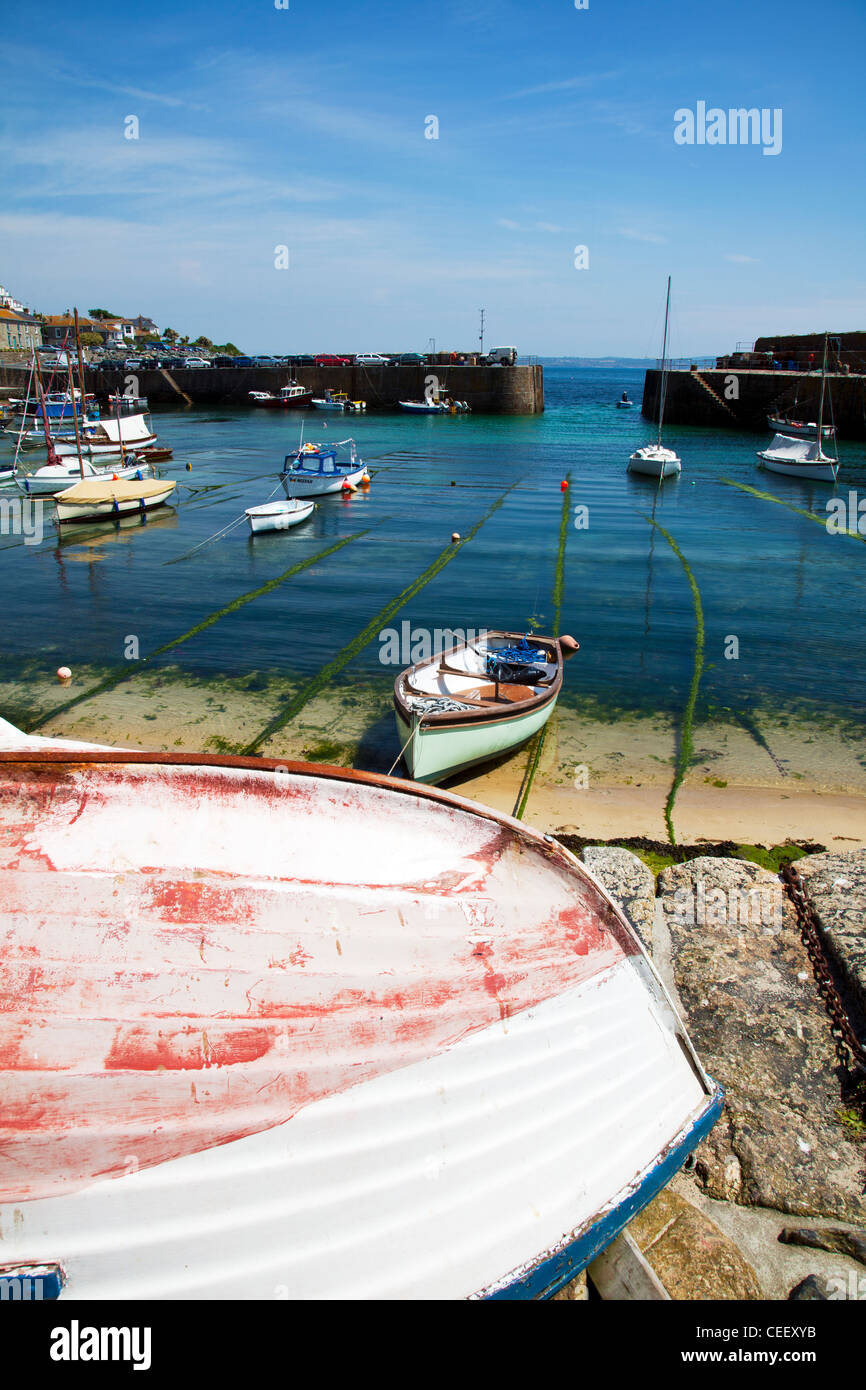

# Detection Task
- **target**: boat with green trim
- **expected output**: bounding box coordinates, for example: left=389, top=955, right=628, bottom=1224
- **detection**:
left=393, top=631, right=575, bottom=784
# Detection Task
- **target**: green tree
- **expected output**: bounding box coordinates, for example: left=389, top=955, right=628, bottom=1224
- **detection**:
left=78, top=332, right=103, bottom=347
left=193, top=335, right=213, bottom=348
left=162, top=327, right=179, bottom=343
left=88, top=309, right=115, bottom=320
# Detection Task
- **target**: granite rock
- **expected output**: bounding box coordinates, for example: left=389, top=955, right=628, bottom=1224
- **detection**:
left=580, top=846, right=656, bottom=953
left=658, top=856, right=865, bottom=1223
left=792, top=850, right=866, bottom=1017
left=788, top=1274, right=835, bottom=1300
left=627, top=1189, right=762, bottom=1299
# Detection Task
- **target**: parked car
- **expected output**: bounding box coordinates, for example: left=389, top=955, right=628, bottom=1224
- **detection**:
left=184, top=357, right=211, bottom=368
left=290, top=354, right=316, bottom=366
left=355, top=353, right=390, bottom=365
left=314, top=354, right=352, bottom=367
left=124, top=358, right=143, bottom=370
left=231, top=356, right=253, bottom=368
left=396, top=352, right=426, bottom=365
left=252, top=355, right=278, bottom=367
left=488, top=346, right=518, bottom=366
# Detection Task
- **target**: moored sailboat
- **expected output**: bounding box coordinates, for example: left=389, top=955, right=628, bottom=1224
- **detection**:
left=758, top=335, right=839, bottom=483
left=628, top=277, right=682, bottom=480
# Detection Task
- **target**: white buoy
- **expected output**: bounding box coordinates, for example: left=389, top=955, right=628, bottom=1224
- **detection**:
left=451, top=532, right=461, bottom=542
left=57, top=666, right=72, bottom=685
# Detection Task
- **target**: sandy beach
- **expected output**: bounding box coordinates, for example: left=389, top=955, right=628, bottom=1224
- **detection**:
left=9, top=664, right=865, bottom=852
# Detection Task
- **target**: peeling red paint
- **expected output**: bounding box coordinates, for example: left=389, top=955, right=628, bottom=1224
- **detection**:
left=0, top=758, right=633, bottom=1203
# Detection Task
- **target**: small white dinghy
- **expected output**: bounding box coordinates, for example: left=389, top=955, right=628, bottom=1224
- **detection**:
left=0, top=721, right=721, bottom=1300
left=245, top=497, right=315, bottom=534
left=394, top=631, right=569, bottom=785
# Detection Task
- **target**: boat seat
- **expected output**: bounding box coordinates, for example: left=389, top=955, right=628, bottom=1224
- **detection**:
left=438, top=656, right=555, bottom=687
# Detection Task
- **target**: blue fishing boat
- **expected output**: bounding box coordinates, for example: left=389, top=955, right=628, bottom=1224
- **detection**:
left=280, top=439, right=367, bottom=497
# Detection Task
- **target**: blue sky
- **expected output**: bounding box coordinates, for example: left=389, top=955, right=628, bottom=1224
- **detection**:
left=1, top=0, right=863, bottom=355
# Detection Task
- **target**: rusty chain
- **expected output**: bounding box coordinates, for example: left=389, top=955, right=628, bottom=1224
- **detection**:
left=780, top=862, right=866, bottom=1080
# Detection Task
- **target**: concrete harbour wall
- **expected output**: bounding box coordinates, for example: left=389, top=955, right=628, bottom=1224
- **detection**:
left=0, top=363, right=544, bottom=415
left=643, top=368, right=866, bottom=440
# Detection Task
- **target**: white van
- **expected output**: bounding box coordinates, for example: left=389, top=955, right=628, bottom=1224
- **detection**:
left=488, top=346, right=518, bottom=366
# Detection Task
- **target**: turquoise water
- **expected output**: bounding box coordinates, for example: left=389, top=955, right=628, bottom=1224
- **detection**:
left=2, top=366, right=864, bottom=722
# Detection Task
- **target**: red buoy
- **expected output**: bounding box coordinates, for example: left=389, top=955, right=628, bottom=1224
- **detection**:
left=560, top=480, right=568, bottom=492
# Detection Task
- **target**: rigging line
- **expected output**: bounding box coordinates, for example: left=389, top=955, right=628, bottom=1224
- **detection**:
left=163, top=479, right=286, bottom=564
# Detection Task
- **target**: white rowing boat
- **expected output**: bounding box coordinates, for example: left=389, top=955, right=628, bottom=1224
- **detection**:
left=0, top=721, right=722, bottom=1300
left=394, top=631, right=570, bottom=784
left=245, top=497, right=315, bottom=534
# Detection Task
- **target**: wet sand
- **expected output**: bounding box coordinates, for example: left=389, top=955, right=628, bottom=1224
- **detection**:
left=7, top=666, right=865, bottom=850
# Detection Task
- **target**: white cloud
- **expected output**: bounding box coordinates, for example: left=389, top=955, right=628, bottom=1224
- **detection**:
left=618, top=227, right=668, bottom=244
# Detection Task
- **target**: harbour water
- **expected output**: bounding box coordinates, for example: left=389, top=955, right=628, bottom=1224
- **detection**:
left=2, top=366, right=865, bottom=829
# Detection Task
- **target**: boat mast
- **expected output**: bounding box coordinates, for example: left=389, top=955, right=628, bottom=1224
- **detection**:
left=657, top=275, right=671, bottom=447
left=68, top=312, right=86, bottom=480
left=816, top=332, right=828, bottom=456
left=33, top=353, right=59, bottom=468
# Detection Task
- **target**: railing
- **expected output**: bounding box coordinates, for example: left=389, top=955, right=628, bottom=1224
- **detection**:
left=657, top=357, right=717, bottom=370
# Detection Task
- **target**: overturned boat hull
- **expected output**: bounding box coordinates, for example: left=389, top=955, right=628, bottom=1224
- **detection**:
left=0, top=731, right=721, bottom=1300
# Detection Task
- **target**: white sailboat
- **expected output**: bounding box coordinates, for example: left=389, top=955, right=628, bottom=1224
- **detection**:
left=758, top=335, right=839, bottom=483
left=628, top=277, right=682, bottom=480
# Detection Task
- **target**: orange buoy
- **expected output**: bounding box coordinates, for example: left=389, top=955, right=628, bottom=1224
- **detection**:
left=560, top=634, right=580, bottom=655
left=57, top=666, right=72, bottom=685
left=560, top=480, right=568, bottom=492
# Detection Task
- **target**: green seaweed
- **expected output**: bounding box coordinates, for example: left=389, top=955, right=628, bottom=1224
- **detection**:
left=240, top=481, right=520, bottom=755
left=27, top=533, right=364, bottom=732
left=640, top=517, right=705, bottom=847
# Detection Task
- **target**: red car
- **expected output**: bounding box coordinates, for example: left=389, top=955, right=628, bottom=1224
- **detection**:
left=314, top=354, right=352, bottom=367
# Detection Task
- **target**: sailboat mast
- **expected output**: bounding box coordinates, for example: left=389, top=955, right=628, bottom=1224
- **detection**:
left=69, top=311, right=86, bottom=480
left=817, top=333, right=828, bottom=435
left=658, top=275, right=671, bottom=446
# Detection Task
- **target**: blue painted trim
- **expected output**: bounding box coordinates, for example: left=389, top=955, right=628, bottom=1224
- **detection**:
left=0, top=1264, right=64, bottom=1300
left=482, top=1082, right=725, bottom=1301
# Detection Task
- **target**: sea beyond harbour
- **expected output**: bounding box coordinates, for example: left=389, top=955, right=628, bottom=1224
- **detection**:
left=2, top=366, right=865, bottom=843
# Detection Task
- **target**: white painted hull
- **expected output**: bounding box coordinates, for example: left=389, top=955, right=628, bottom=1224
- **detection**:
left=15, top=460, right=152, bottom=497
left=628, top=446, right=681, bottom=478
left=245, top=499, right=315, bottom=533
left=0, top=737, right=721, bottom=1300
left=398, top=401, right=446, bottom=413
left=396, top=696, right=556, bottom=784
left=54, top=482, right=175, bottom=523
left=767, top=417, right=834, bottom=439
left=53, top=434, right=157, bottom=459
left=281, top=463, right=365, bottom=497
left=757, top=454, right=838, bottom=483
